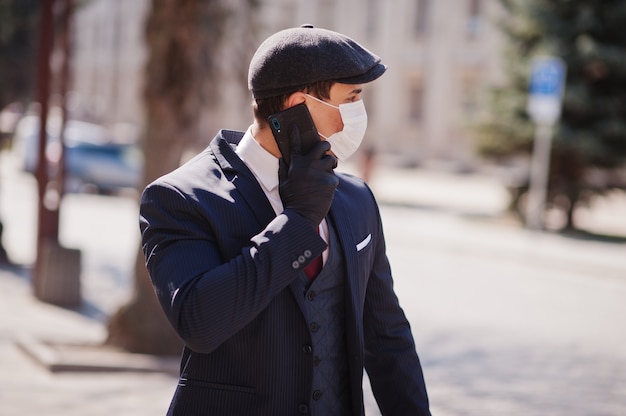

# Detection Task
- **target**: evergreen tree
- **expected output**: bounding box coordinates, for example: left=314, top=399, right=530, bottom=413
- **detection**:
left=475, top=0, right=626, bottom=230
left=0, top=0, right=39, bottom=110
left=0, top=0, right=39, bottom=264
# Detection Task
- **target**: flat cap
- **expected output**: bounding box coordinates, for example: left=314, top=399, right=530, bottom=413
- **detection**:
left=248, top=25, right=387, bottom=99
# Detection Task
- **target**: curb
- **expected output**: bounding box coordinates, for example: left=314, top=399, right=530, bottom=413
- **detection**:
left=16, top=335, right=179, bottom=374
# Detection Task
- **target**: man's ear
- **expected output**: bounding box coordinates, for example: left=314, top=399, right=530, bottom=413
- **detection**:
left=284, top=91, right=307, bottom=109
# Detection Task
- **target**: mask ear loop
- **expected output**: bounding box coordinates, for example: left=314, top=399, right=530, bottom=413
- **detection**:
left=305, top=94, right=340, bottom=110
left=305, top=94, right=338, bottom=140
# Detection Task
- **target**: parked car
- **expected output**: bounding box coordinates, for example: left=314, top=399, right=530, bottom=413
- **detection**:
left=11, top=114, right=142, bottom=194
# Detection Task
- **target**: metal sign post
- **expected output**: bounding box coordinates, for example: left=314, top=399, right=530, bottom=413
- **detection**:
left=525, top=57, right=566, bottom=230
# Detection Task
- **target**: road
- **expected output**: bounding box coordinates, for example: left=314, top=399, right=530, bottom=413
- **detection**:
left=377, top=205, right=626, bottom=416
left=1, top=151, right=625, bottom=415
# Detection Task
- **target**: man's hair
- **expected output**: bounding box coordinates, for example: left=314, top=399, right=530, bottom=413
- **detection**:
left=253, top=80, right=335, bottom=125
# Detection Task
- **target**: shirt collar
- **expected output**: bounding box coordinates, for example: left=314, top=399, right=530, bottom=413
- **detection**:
left=236, top=126, right=279, bottom=192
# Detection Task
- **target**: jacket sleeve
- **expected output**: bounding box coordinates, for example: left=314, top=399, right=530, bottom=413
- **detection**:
left=139, top=180, right=327, bottom=354
left=362, top=197, right=431, bottom=415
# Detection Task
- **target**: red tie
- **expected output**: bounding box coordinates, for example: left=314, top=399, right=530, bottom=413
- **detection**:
left=304, top=227, right=323, bottom=280
left=304, top=253, right=322, bottom=281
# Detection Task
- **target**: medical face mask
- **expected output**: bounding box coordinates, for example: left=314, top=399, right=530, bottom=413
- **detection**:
left=306, top=94, right=368, bottom=161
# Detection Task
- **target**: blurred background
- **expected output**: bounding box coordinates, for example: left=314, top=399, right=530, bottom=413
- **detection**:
left=0, top=0, right=625, bottom=415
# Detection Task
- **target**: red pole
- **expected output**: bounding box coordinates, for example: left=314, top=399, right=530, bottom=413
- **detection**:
left=57, top=0, right=74, bottom=197
left=34, top=0, right=57, bottom=294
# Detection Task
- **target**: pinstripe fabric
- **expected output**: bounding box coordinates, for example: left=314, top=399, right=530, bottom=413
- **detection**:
left=140, top=130, right=430, bottom=415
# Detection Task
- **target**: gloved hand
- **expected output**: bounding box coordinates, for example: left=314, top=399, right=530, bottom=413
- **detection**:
left=279, top=123, right=339, bottom=228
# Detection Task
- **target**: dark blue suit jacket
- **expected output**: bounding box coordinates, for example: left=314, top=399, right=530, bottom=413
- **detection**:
left=140, top=130, right=430, bottom=415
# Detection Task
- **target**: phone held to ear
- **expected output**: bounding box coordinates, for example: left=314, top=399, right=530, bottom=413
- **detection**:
left=267, top=103, right=320, bottom=166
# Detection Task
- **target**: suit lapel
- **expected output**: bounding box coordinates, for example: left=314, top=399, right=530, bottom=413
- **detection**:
left=210, top=131, right=276, bottom=228
left=328, top=188, right=364, bottom=330
left=329, top=188, right=359, bottom=290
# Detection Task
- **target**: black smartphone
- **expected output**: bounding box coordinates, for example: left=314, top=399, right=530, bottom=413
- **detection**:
left=267, top=103, right=320, bottom=166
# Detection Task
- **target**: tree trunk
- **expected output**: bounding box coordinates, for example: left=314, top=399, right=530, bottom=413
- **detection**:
left=563, top=200, right=576, bottom=231
left=562, top=183, right=581, bottom=232
left=106, top=0, right=226, bottom=355
left=106, top=248, right=183, bottom=354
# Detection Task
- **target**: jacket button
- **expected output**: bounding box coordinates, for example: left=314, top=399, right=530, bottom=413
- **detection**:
left=292, top=261, right=300, bottom=269
left=310, top=322, right=319, bottom=332
left=298, top=403, right=309, bottom=414
left=304, top=249, right=312, bottom=258
left=312, top=390, right=322, bottom=401
left=313, top=356, right=321, bottom=366
left=306, top=291, right=316, bottom=301
left=298, top=255, right=306, bottom=263
left=302, top=345, right=312, bottom=354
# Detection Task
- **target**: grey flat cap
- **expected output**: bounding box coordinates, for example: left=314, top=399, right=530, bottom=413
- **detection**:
left=248, top=25, right=387, bottom=99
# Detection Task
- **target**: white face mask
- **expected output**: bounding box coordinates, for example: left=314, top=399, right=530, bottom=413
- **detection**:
left=306, top=94, right=368, bottom=161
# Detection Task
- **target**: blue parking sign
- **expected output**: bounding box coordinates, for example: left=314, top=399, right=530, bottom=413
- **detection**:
left=525, top=56, right=567, bottom=230
left=527, top=56, right=566, bottom=124
left=529, top=57, right=566, bottom=97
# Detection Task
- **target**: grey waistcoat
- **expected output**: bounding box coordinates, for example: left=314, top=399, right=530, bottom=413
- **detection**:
left=293, top=219, right=352, bottom=416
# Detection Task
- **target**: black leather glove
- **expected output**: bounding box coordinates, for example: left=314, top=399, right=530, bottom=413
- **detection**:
left=279, top=124, right=339, bottom=228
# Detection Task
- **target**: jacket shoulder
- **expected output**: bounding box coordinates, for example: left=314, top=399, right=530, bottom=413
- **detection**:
left=146, top=130, right=244, bottom=190
left=336, top=171, right=375, bottom=200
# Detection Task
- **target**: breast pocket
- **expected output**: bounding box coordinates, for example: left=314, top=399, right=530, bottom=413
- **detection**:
left=355, top=232, right=374, bottom=275
left=356, top=233, right=372, bottom=253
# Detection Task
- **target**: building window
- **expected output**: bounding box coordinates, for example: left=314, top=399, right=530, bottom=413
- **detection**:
left=414, top=0, right=430, bottom=36
left=319, top=0, right=335, bottom=30
left=365, top=0, right=379, bottom=39
left=364, top=87, right=375, bottom=119
left=408, top=81, right=424, bottom=122
left=461, top=75, right=479, bottom=118
left=466, top=0, right=483, bottom=40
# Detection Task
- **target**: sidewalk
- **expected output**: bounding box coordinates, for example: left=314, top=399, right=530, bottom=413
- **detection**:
left=0, top=263, right=178, bottom=416
left=354, top=161, right=626, bottom=239
left=1, top=153, right=624, bottom=415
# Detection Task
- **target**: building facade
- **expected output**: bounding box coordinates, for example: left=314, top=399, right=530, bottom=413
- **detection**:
left=71, top=0, right=504, bottom=167
left=72, top=0, right=149, bottom=127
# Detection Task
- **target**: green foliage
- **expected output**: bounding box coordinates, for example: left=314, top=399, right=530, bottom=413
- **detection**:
left=476, top=0, right=626, bottom=228
left=0, top=0, right=39, bottom=110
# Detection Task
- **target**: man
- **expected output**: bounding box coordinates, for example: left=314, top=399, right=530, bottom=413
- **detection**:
left=140, top=25, right=430, bottom=415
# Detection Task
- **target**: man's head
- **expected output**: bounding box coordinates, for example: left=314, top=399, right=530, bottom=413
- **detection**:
left=248, top=25, right=386, bottom=158
left=248, top=25, right=386, bottom=101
